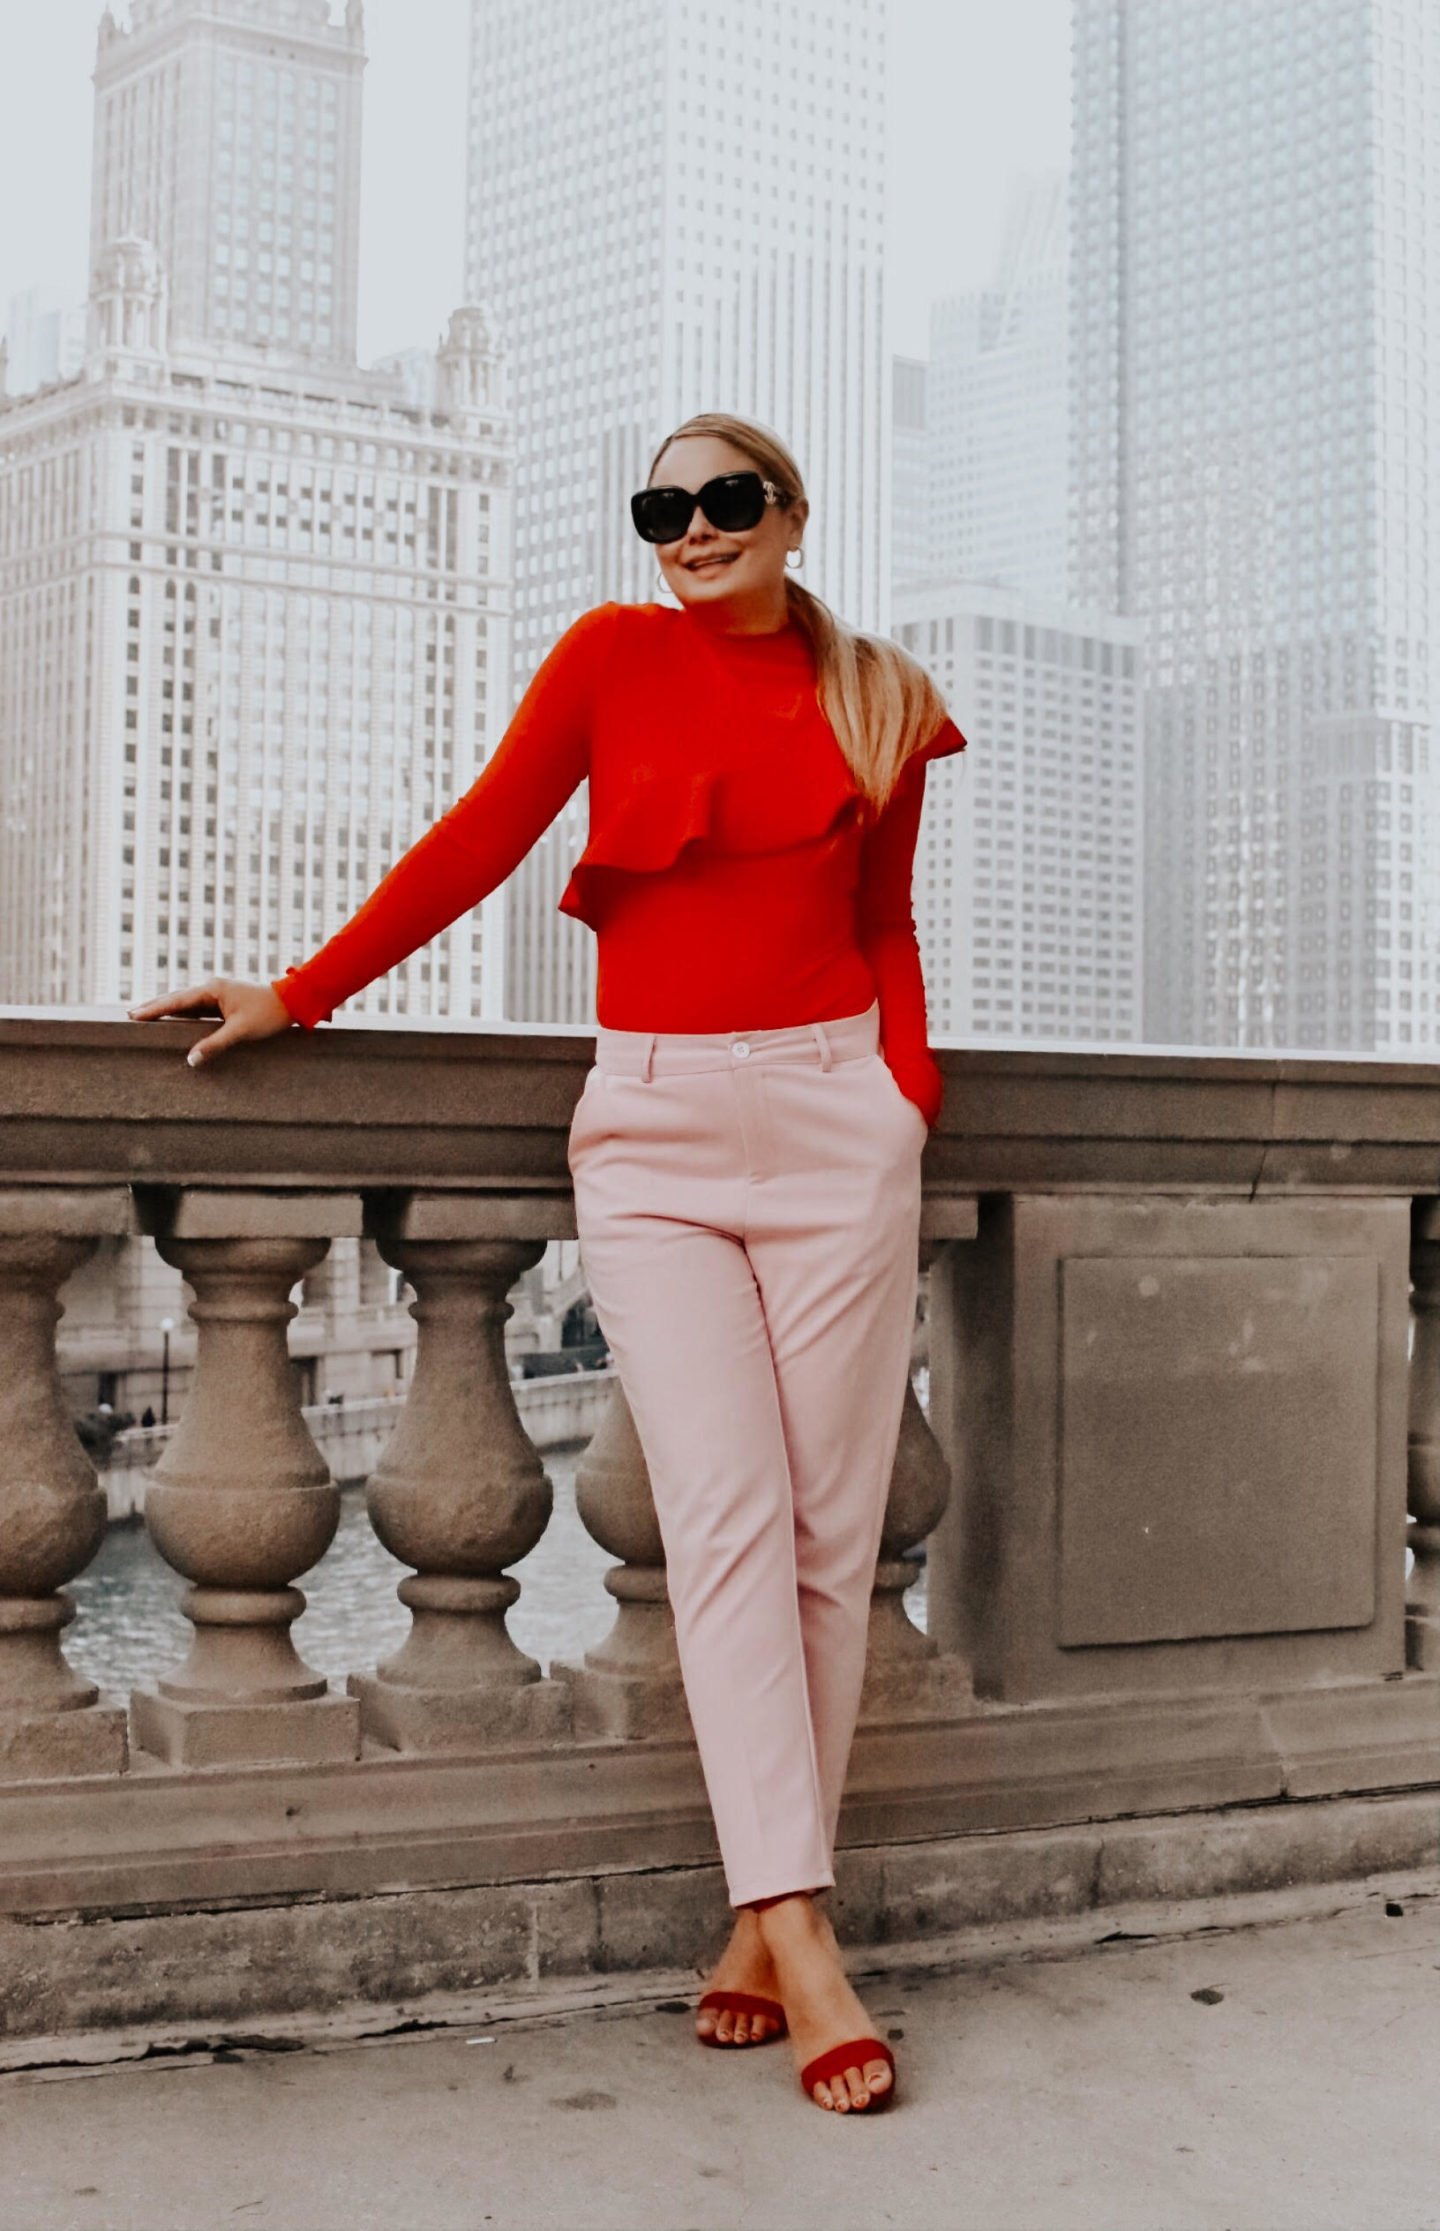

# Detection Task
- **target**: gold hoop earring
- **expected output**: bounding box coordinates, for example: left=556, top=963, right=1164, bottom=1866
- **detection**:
left=785, top=547, right=805, bottom=571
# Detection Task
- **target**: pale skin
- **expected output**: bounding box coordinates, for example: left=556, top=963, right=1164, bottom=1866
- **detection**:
left=128, top=431, right=892, bottom=2112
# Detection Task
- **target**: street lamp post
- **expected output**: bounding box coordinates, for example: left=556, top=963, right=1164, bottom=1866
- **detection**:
left=160, top=1316, right=174, bottom=1426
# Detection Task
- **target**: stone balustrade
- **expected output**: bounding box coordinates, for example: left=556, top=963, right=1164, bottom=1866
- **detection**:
left=1, top=1011, right=1439, bottom=2048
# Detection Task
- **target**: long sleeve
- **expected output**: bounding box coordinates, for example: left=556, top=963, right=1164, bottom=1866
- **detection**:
left=856, top=716, right=967, bottom=1129
left=272, top=603, right=617, bottom=1028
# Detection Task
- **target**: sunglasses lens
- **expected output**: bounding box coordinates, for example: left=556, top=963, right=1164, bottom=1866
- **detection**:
left=630, top=488, right=694, bottom=544
left=631, top=472, right=776, bottom=542
left=701, top=474, right=766, bottom=532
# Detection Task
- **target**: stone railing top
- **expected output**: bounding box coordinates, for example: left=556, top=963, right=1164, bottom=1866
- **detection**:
left=3, top=1010, right=1440, bottom=1197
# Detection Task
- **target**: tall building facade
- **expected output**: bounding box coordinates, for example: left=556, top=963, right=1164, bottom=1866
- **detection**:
left=90, top=0, right=365, bottom=367
left=895, top=582, right=1143, bottom=1043
left=0, top=1, right=511, bottom=1019
left=1072, top=0, right=1440, bottom=1050
left=3, top=288, right=88, bottom=398
left=928, top=170, right=1068, bottom=606
left=0, top=280, right=509, bottom=1015
left=891, top=355, right=932, bottom=593
left=465, top=0, right=890, bottom=1023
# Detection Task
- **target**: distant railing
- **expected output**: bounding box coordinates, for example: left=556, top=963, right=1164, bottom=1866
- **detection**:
left=101, top=1373, right=616, bottom=1520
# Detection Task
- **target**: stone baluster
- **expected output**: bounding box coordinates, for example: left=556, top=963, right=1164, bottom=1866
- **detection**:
left=860, top=1230, right=975, bottom=1721
left=130, top=1190, right=362, bottom=1767
left=552, top=1378, right=689, bottom=1740
left=350, top=1195, right=569, bottom=1749
left=1406, top=1209, right=1440, bottom=1670
left=0, top=1191, right=132, bottom=1779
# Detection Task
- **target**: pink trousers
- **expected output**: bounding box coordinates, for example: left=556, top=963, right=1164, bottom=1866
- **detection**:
left=566, top=998, right=925, bottom=1906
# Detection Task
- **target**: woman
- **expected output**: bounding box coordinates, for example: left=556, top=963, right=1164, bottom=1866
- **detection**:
left=131, top=412, right=965, bottom=2115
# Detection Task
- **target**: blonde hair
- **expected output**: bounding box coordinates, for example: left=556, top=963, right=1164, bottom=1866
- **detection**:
left=647, top=413, right=950, bottom=812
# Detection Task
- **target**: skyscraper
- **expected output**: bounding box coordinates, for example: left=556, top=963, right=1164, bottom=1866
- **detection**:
left=928, top=170, right=1068, bottom=606
left=90, top=0, right=365, bottom=367
left=1071, top=0, right=1440, bottom=1051
left=895, top=582, right=1143, bottom=1043
left=0, top=2, right=510, bottom=1019
left=465, top=0, right=890, bottom=1023
left=0, top=277, right=509, bottom=1017
left=3, top=288, right=88, bottom=399
left=891, top=355, right=933, bottom=594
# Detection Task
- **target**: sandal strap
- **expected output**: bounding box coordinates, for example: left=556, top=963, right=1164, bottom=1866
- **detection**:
left=696, top=1989, right=786, bottom=2025
left=799, top=2037, right=896, bottom=2098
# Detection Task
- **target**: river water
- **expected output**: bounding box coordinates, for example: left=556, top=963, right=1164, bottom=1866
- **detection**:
left=68, top=1447, right=928, bottom=1698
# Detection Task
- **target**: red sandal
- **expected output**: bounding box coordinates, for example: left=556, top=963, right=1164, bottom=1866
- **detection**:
left=695, top=1989, right=788, bottom=2045
left=799, top=2037, right=896, bottom=2111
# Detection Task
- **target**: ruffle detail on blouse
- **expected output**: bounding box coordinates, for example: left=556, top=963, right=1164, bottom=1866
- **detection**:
left=558, top=753, right=865, bottom=929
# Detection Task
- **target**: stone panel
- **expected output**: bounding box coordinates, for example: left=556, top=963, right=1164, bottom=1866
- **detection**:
left=1058, top=1254, right=1378, bottom=1645
left=926, top=1195, right=1410, bottom=1702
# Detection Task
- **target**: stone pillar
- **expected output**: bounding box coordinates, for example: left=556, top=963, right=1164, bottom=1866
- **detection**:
left=552, top=1379, right=690, bottom=1740
left=1406, top=1212, right=1440, bottom=1670
left=350, top=1195, right=569, bottom=1750
left=130, top=1191, right=362, bottom=1767
left=860, top=1234, right=974, bottom=1722
left=0, top=1192, right=131, bottom=1779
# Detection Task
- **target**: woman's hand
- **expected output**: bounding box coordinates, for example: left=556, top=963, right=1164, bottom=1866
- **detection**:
left=127, top=978, right=297, bottom=1068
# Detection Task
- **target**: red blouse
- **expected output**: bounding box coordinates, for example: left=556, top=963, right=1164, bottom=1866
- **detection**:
left=273, top=600, right=966, bottom=1126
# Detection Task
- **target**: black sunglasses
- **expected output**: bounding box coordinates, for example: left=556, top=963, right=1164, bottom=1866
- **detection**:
left=630, top=471, right=792, bottom=545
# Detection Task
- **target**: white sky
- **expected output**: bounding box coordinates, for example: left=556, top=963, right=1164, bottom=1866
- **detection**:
left=0, top=0, right=1071, bottom=367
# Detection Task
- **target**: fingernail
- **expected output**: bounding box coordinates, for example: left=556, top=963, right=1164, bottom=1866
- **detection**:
left=187, top=1049, right=202, bottom=1068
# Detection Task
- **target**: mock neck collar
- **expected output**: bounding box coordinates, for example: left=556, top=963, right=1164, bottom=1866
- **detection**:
left=675, top=601, right=802, bottom=649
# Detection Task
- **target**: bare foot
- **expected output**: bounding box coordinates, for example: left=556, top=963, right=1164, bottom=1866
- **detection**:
left=693, top=1906, right=785, bottom=2046
left=755, top=1894, right=893, bottom=2112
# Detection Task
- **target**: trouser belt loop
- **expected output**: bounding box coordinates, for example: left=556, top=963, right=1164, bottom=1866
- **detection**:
left=639, top=1031, right=656, bottom=1083
left=812, top=1019, right=833, bottom=1072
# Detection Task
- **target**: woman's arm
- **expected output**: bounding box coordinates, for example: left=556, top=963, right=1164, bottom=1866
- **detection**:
left=273, top=604, right=618, bottom=1027
left=855, top=717, right=966, bottom=1128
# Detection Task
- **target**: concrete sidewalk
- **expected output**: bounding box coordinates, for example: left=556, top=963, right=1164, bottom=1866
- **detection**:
left=3, top=1882, right=1438, bottom=2231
